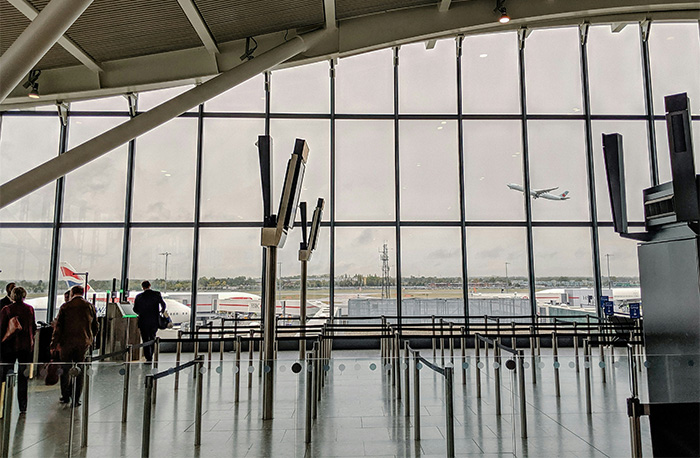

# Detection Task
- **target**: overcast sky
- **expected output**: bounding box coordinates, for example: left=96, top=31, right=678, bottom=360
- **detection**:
left=1, top=23, right=699, bottom=285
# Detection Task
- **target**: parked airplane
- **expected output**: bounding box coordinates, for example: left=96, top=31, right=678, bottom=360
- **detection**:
left=507, top=183, right=570, bottom=200
left=25, top=262, right=192, bottom=327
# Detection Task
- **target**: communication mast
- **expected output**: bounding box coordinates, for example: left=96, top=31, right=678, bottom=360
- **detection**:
left=379, top=243, right=390, bottom=299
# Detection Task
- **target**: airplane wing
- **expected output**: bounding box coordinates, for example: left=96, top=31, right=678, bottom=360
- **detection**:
left=533, top=186, right=558, bottom=196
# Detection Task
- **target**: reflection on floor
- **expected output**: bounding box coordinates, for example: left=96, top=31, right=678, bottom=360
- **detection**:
left=3, top=348, right=652, bottom=457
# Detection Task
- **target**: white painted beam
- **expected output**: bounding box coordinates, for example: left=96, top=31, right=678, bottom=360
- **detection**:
left=0, top=29, right=330, bottom=209
left=0, top=0, right=94, bottom=103
left=7, top=0, right=103, bottom=73
left=176, top=0, right=220, bottom=55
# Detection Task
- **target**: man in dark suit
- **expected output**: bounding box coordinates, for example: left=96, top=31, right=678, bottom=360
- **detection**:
left=133, top=280, right=166, bottom=362
left=50, top=285, right=98, bottom=407
left=0, top=282, right=15, bottom=309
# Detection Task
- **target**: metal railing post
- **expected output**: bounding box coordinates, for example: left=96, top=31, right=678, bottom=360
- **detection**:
left=305, top=351, right=313, bottom=444
left=574, top=322, right=580, bottom=372
left=431, top=316, right=436, bottom=360
left=553, top=332, right=560, bottom=398
left=460, top=326, right=466, bottom=386
left=208, top=322, right=213, bottom=369
left=195, top=357, right=203, bottom=446
left=494, top=339, right=501, bottom=416
left=517, top=350, right=528, bottom=439
left=81, top=358, right=91, bottom=448
left=529, top=325, right=536, bottom=384
left=68, top=365, right=79, bottom=456
left=248, top=331, right=254, bottom=388
left=395, top=333, right=401, bottom=399
left=404, top=343, right=410, bottom=417
left=449, top=323, right=454, bottom=365
left=511, top=322, right=516, bottom=350
left=1, top=373, right=15, bottom=458
left=312, top=341, right=319, bottom=419
left=444, top=367, right=455, bottom=458
left=627, top=345, right=643, bottom=458
left=413, top=350, right=421, bottom=441
left=141, top=375, right=153, bottom=457
left=600, top=338, right=607, bottom=384
left=152, top=338, right=160, bottom=405
left=235, top=336, right=241, bottom=402
left=122, top=346, right=131, bottom=423
left=584, top=339, right=592, bottom=414
left=175, top=331, right=182, bottom=389
left=475, top=334, right=481, bottom=398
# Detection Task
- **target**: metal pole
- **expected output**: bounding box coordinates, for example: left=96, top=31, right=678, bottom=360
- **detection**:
left=141, top=375, right=153, bottom=458
left=431, top=316, right=436, bottom=360
left=312, top=341, right=319, bottom=419
left=175, top=331, right=182, bottom=390
left=627, top=346, right=642, bottom=458
left=194, top=358, right=203, bottom=446
left=81, top=358, right=91, bottom=448
left=152, top=338, right=160, bottom=405
left=444, top=367, right=455, bottom=458
left=494, top=339, right=501, bottom=416
left=235, top=336, right=241, bottom=403
left=219, top=322, right=225, bottom=364
left=395, top=334, right=401, bottom=399
left=248, top=330, right=254, bottom=388
left=300, top=259, right=307, bottom=361
left=529, top=325, right=536, bottom=384
left=381, top=316, right=386, bottom=362
left=475, top=334, right=481, bottom=398
left=404, top=343, right=410, bottom=417
left=517, top=350, right=527, bottom=439
left=449, top=323, right=455, bottom=365
left=207, top=322, right=213, bottom=369
left=553, top=332, right=560, bottom=398
left=574, top=322, right=580, bottom=373
left=460, top=327, right=466, bottom=386
left=305, top=352, right=313, bottom=444
left=122, top=346, right=131, bottom=423
left=440, top=319, right=445, bottom=365
left=600, top=337, right=607, bottom=384
left=584, top=340, right=592, bottom=414
left=1, top=373, right=15, bottom=458
left=262, top=246, right=277, bottom=420
left=68, top=366, right=78, bottom=456
left=413, top=351, right=421, bottom=441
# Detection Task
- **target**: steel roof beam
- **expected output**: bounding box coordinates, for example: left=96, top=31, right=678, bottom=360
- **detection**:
left=176, top=0, right=220, bottom=55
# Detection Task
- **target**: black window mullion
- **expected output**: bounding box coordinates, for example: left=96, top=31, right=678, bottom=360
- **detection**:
left=456, top=36, right=470, bottom=328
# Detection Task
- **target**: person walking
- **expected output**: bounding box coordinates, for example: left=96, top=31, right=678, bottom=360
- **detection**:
left=133, top=281, right=166, bottom=362
left=0, top=286, right=37, bottom=413
left=0, top=282, right=15, bottom=309
left=50, top=285, right=98, bottom=407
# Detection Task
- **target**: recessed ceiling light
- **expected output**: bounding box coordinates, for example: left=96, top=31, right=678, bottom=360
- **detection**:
left=479, top=53, right=488, bottom=58
left=437, top=126, right=443, bottom=130
left=667, top=36, right=675, bottom=40
left=441, top=121, right=447, bottom=124
left=479, top=176, right=485, bottom=181
left=573, top=107, right=581, bottom=112
left=164, top=173, right=172, bottom=177
left=161, top=170, right=167, bottom=173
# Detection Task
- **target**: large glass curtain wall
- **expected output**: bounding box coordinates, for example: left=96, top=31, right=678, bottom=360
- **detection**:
left=1, top=21, right=699, bottom=324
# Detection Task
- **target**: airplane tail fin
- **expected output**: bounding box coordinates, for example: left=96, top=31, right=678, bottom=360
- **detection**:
left=561, top=191, right=570, bottom=198
left=59, top=262, right=92, bottom=292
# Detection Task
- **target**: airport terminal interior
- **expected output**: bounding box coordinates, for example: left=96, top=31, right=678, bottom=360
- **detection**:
left=0, top=0, right=699, bottom=456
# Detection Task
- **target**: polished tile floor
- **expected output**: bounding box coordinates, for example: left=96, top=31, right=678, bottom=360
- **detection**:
left=2, top=346, right=652, bottom=457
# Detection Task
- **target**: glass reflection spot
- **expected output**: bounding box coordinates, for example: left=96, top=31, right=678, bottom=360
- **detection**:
left=401, top=362, right=408, bottom=370
left=338, top=364, right=346, bottom=372
left=369, top=363, right=377, bottom=371
left=505, top=360, right=516, bottom=370
left=200, top=366, right=207, bottom=374
left=416, top=362, right=423, bottom=370
left=264, top=365, right=271, bottom=373
left=291, top=362, right=302, bottom=373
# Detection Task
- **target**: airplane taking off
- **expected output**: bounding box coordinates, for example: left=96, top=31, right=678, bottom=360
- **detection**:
left=507, top=183, right=570, bottom=201
left=25, top=262, right=192, bottom=327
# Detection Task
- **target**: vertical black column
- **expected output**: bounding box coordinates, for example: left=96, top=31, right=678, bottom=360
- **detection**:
left=261, top=72, right=271, bottom=324
left=47, top=106, right=69, bottom=320
left=640, top=20, right=659, bottom=187
left=456, top=36, right=470, bottom=328
left=579, top=24, right=604, bottom=319
left=393, top=46, right=403, bottom=333
left=329, top=59, right=336, bottom=318
left=189, top=103, right=205, bottom=334
left=517, top=29, right=538, bottom=322
left=120, top=94, right=137, bottom=296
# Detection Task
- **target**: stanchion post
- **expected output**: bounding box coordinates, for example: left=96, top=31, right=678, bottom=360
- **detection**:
left=460, top=326, right=467, bottom=386
left=475, top=334, right=481, bottom=398
left=81, top=357, right=91, bottom=448
left=529, top=325, right=536, bottom=384
left=312, top=341, right=319, bottom=419
left=574, top=322, right=580, bottom=373
left=208, top=322, right=213, bottom=369
left=141, top=375, right=154, bottom=458
left=248, top=331, right=254, bottom=388
left=553, top=332, right=560, bottom=398
left=152, top=338, right=160, bottom=405
left=395, top=334, right=401, bottom=399
left=175, top=331, right=182, bottom=390
left=404, top=343, right=410, bottom=417
left=494, top=339, right=501, bottom=416
left=1, top=373, right=16, bottom=458
left=413, top=350, right=421, bottom=441
left=444, top=367, right=455, bottom=458
left=235, top=336, right=241, bottom=402
left=431, top=316, right=436, bottom=360
left=517, top=350, right=528, bottom=439
left=584, top=339, right=592, bottom=414
left=195, top=357, right=203, bottom=446
left=449, top=323, right=455, bottom=365
left=600, top=339, right=607, bottom=384
left=305, top=351, right=313, bottom=444
left=122, top=346, right=131, bottom=423
left=627, top=345, right=643, bottom=457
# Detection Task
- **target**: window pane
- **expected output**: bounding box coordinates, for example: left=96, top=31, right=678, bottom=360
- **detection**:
left=59, top=228, right=123, bottom=298
left=0, top=116, right=59, bottom=222
left=656, top=121, right=700, bottom=183
left=464, top=120, right=524, bottom=221
left=587, top=24, right=645, bottom=115
left=598, top=227, right=640, bottom=290
left=462, top=31, right=520, bottom=114
left=592, top=121, right=649, bottom=222
left=0, top=228, right=52, bottom=321
left=466, top=227, right=530, bottom=317
left=70, top=95, right=127, bottom=112
left=336, top=227, right=396, bottom=318
left=205, top=74, right=265, bottom=112
left=200, top=118, right=265, bottom=221
left=132, top=118, right=197, bottom=222
left=63, top=117, right=128, bottom=222
left=137, top=85, right=197, bottom=112
left=401, top=227, right=463, bottom=319
left=399, top=40, right=457, bottom=114
left=400, top=120, right=460, bottom=221
left=270, top=61, right=329, bottom=113
left=198, top=228, right=263, bottom=301
left=336, top=120, right=395, bottom=221
left=528, top=121, right=589, bottom=221
left=525, top=27, right=584, bottom=114
left=129, top=228, right=193, bottom=293
left=649, top=22, right=700, bottom=115
left=270, top=119, right=330, bottom=221
left=533, top=227, right=594, bottom=291
left=336, top=49, right=393, bottom=114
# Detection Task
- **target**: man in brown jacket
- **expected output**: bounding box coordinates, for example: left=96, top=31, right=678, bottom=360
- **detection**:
left=50, top=285, right=98, bottom=407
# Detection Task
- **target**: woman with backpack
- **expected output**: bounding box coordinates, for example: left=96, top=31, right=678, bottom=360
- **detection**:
left=0, top=286, right=37, bottom=413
